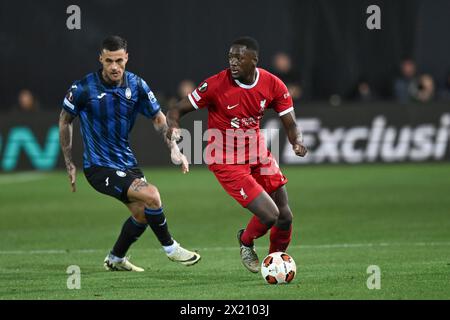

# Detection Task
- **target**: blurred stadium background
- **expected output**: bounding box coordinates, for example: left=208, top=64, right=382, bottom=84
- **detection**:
left=0, top=0, right=449, bottom=300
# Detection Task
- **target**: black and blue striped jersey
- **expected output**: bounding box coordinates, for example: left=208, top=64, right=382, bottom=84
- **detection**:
left=62, top=70, right=160, bottom=170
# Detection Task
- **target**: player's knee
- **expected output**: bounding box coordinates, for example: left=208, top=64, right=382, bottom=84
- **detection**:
left=277, top=205, right=293, bottom=228
left=261, top=207, right=280, bottom=227
left=143, top=187, right=162, bottom=209
left=279, top=205, right=292, bottom=220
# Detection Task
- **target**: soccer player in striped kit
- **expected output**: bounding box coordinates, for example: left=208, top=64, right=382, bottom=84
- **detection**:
left=59, top=36, right=200, bottom=271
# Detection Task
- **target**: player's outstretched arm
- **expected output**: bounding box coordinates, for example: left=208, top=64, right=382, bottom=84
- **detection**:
left=152, top=111, right=189, bottom=174
left=166, top=97, right=196, bottom=142
left=280, top=110, right=308, bottom=157
left=152, top=110, right=173, bottom=148
left=58, top=109, right=77, bottom=192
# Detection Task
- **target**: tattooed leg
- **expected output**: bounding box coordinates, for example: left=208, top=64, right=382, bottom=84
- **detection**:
left=127, top=178, right=162, bottom=209
left=126, top=178, right=174, bottom=247
left=130, top=179, right=149, bottom=193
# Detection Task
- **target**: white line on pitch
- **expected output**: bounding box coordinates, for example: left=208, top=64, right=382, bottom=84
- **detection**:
left=0, top=242, right=450, bottom=255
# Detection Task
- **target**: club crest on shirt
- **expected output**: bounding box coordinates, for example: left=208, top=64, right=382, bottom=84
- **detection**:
left=125, top=87, right=132, bottom=99
left=198, top=82, right=208, bottom=93
left=116, top=170, right=126, bottom=177
left=260, top=99, right=266, bottom=112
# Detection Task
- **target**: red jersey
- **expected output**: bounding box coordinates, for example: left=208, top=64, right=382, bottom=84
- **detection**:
left=188, top=68, right=294, bottom=165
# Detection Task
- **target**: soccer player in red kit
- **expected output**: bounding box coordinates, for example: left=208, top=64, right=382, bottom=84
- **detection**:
left=167, top=37, right=307, bottom=273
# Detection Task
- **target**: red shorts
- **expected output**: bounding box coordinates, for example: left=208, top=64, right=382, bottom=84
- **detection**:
left=208, top=153, right=288, bottom=207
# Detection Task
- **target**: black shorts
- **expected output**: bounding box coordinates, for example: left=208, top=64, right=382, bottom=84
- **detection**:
left=84, top=166, right=146, bottom=203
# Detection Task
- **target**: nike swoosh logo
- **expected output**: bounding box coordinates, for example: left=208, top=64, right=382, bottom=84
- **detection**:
left=97, top=93, right=106, bottom=99
left=227, top=104, right=239, bottom=110
left=181, top=255, right=199, bottom=262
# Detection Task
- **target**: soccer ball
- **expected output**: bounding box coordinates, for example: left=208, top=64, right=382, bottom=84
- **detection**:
left=261, top=252, right=296, bottom=284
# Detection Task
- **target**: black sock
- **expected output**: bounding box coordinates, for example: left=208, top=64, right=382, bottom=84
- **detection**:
left=144, top=207, right=174, bottom=246
left=111, top=217, right=147, bottom=258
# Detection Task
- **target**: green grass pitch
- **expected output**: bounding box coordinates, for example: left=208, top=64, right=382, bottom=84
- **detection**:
left=0, top=163, right=449, bottom=299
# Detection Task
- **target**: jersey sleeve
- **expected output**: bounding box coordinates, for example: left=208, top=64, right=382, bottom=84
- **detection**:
left=137, top=78, right=161, bottom=118
left=270, top=76, right=294, bottom=117
left=62, top=81, right=85, bottom=116
left=187, top=75, right=217, bottom=110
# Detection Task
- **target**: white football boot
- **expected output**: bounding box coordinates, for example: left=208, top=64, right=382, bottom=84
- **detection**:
left=103, top=254, right=144, bottom=272
left=166, top=241, right=201, bottom=266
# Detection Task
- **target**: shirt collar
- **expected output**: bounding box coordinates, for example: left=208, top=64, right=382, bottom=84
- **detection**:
left=97, top=69, right=129, bottom=89
left=234, top=68, right=260, bottom=89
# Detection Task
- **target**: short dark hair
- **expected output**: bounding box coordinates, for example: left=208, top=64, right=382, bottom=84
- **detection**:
left=101, top=35, right=127, bottom=52
left=231, top=36, right=259, bottom=54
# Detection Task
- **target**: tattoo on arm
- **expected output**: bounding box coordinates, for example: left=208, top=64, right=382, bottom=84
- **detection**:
left=131, top=179, right=149, bottom=192
left=152, top=111, right=171, bottom=148
left=59, top=110, right=75, bottom=166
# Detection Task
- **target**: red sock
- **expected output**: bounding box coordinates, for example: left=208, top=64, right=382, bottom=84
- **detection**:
left=269, top=224, right=292, bottom=253
left=241, top=216, right=270, bottom=246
